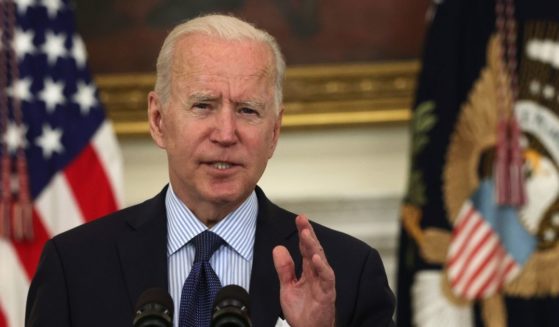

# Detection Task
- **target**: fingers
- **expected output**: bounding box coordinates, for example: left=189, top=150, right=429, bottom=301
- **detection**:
left=311, top=253, right=336, bottom=292
left=273, top=246, right=334, bottom=293
left=273, top=245, right=296, bottom=286
left=296, top=215, right=335, bottom=289
left=295, top=215, right=315, bottom=238
left=275, top=215, right=336, bottom=311
left=296, top=215, right=328, bottom=264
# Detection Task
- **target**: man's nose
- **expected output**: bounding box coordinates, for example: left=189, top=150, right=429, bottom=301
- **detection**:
left=210, top=108, right=238, bottom=146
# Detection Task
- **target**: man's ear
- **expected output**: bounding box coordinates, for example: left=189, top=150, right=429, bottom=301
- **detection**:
left=268, top=108, right=283, bottom=158
left=148, top=91, right=166, bottom=149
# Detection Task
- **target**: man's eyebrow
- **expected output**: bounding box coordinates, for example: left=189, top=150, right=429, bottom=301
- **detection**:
left=237, top=99, right=266, bottom=108
left=187, top=93, right=267, bottom=108
left=188, top=92, right=220, bottom=102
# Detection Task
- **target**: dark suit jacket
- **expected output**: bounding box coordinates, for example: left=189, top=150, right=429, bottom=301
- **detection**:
left=26, top=186, right=395, bottom=326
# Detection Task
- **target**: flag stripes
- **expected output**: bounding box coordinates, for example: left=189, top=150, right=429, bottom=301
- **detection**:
left=35, top=174, right=84, bottom=236
left=447, top=200, right=520, bottom=299
left=11, top=210, right=49, bottom=278
left=91, top=122, right=124, bottom=208
left=0, top=239, right=29, bottom=327
left=0, top=1, right=125, bottom=325
left=0, top=134, right=121, bottom=326
left=64, top=144, right=117, bottom=220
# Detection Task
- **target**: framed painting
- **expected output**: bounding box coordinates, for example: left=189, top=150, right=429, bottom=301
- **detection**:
left=74, top=0, right=429, bottom=135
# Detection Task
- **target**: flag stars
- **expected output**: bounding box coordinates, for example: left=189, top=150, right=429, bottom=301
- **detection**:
left=35, top=124, right=64, bottom=159
left=39, top=78, right=65, bottom=113
left=13, top=28, right=35, bottom=60
left=14, top=0, right=36, bottom=15
left=40, top=0, right=63, bottom=18
left=4, top=122, right=28, bottom=153
left=543, top=228, right=556, bottom=242
left=71, top=35, right=87, bottom=67
left=543, top=85, right=555, bottom=100
left=8, top=77, right=33, bottom=103
left=528, top=79, right=559, bottom=101
left=73, top=81, right=97, bottom=115
left=42, top=31, right=67, bottom=65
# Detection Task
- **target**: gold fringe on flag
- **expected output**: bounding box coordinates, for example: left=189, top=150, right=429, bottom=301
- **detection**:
left=505, top=243, right=559, bottom=296
left=443, top=34, right=509, bottom=223
left=0, top=0, right=34, bottom=241
left=401, top=204, right=451, bottom=264
left=482, top=294, right=507, bottom=327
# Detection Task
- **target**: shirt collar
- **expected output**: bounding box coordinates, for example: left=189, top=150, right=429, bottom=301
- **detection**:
left=166, top=184, right=258, bottom=261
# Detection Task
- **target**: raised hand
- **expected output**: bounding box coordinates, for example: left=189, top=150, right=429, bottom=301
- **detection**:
left=272, top=215, right=336, bottom=327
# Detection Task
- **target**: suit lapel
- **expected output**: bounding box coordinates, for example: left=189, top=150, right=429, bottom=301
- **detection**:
left=117, top=189, right=169, bottom=310
left=113, top=186, right=301, bottom=325
left=250, top=187, right=301, bottom=326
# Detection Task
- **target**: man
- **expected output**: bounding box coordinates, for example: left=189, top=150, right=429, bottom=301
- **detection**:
left=26, top=14, right=395, bottom=327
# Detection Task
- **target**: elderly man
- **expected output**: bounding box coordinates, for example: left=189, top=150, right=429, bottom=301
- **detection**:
left=26, top=14, right=395, bottom=327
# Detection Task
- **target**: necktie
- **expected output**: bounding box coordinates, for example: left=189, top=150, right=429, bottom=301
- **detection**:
left=179, top=230, right=224, bottom=327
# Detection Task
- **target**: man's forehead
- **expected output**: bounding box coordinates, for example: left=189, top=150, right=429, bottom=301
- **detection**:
left=171, top=70, right=272, bottom=86
left=175, top=77, right=274, bottom=102
left=172, top=34, right=274, bottom=77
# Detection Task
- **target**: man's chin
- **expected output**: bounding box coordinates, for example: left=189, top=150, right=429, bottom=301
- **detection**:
left=205, top=185, right=250, bottom=205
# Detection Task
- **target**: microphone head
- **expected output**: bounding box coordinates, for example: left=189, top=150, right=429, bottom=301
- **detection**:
left=211, top=285, right=252, bottom=327
left=133, top=288, right=174, bottom=327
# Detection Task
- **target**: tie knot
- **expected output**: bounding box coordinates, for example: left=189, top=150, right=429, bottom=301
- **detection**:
left=193, top=230, right=224, bottom=262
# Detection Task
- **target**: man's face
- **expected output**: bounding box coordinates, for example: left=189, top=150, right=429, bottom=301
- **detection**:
left=148, top=34, right=282, bottom=215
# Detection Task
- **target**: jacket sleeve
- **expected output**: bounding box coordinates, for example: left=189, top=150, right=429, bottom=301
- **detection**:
left=25, top=239, right=72, bottom=327
left=350, top=248, right=396, bottom=326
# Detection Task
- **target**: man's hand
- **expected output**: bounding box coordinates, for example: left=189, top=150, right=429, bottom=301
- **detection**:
left=272, top=215, right=336, bottom=327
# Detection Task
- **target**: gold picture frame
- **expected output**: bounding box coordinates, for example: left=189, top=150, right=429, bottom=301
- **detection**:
left=96, top=60, right=419, bottom=137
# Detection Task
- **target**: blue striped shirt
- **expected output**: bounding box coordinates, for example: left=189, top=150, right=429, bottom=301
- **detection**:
left=166, top=185, right=257, bottom=326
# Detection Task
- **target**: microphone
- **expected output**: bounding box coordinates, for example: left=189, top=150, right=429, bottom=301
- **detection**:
left=133, top=288, right=174, bottom=327
left=211, top=285, right=252, bottom=327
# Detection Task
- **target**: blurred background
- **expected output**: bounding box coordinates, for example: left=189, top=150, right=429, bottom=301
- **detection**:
left=6, top=0, right=558, bottom=326
left=81, top=0, right=432, bottom=292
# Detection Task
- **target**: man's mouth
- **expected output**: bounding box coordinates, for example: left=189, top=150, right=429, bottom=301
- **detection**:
left=212, top=162, right=233, bottom=170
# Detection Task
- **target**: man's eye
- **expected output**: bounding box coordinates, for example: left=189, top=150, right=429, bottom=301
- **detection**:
left=239, top=107, right=258, bottom=115
left=193, top=103, right=211, bottom=110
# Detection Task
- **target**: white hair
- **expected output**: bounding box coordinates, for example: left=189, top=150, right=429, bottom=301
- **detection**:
left=154, top=14, right=286, bottom=112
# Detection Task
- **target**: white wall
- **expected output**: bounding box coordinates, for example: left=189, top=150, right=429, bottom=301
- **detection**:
left=120, top=125, right=411, bottom=206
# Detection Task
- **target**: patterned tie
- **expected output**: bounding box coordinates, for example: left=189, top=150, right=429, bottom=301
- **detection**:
left=179, top=230, right=224, bottom=327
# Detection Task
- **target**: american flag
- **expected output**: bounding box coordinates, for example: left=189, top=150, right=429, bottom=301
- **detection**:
left=0, top=0, right=124, bottom=326
left=446, top=179, right=535, bottom=300
left=446, top=200, right=520, bottom=299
